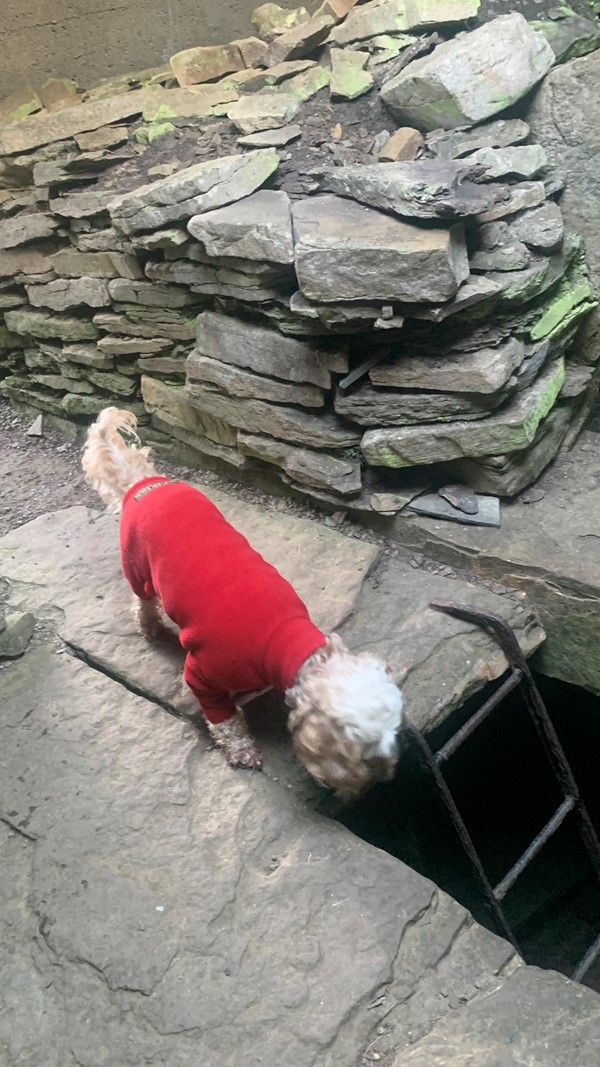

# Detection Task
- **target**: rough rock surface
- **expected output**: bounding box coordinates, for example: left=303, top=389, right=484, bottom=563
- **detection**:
left=381, top=14, right=554, bottom=130
left=362, top=359, right=565, bottom=467
left=110, top=149, right=279, bottom=234
left=369, top=337, right=525, bottom=394
left=292, top=195, right=469, bottom=303
left=528, top=49, right=600, bottom=362
left=188, top=189, right=294, bottom=264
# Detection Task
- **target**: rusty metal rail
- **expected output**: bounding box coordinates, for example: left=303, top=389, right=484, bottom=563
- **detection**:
left=403, top=601, right=600, bottom=983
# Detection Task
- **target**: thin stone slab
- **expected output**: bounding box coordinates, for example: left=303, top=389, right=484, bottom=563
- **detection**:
left=466, top=144, right=548, bottom=181
left=107, top=278, right=195, bottom=307
left=292, top=195, right=469, bottom=304
left=226, top=92, right=300, bottom=134
left=109, top=149, right=278, bottom=235
left=0, top=89, right=154, bottom=154
left=266, top=14, right=335, bottom=65
left=0, top=245, right=57, bottom=278
left=188, top=190, right=294, bottom=264
left=0, top=213, right=58, bottom=249
left=427, top=118, right=530, bottom=160
left=94, top=310, right=195, bottom=341
left=187, top=353, right=325, bottom=408
left=381, top=13, right=554, bottom=130
left=408, top=491, right=501, bottom=527
left=26, top=277, right=111, bottom=311
left=335, top=382, right=507, bottom=425
left=237, top=123, right=302, bottom=147
left=4, top=308, right=99, bottom=342
left=507, top=202, right=565, bottom=255
left=369, top=337, right=523, bottom=396
left=194, top=309, right=335, bottom=388
left=142, top=375, right=238, bottom=446
left=361, top=358, right=565, bottom=467
left=316, top=160, right=506, bottom=220
left=238, top=431, right=362, bottom=494
left=238, top=59, right=315, bottom=92
left=329, top=48, right=373, bottom=100
left=476, top=181, right=547, bottom=223
left=146, top=258, right=291, bottom=303
left=187, top=383, right=359, bottom=449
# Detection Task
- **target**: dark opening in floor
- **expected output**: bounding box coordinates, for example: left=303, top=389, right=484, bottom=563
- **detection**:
left=338, top=673, right=600, bottom=992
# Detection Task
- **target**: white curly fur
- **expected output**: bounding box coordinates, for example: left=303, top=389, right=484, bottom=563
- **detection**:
left=82, top=408, right=404, bottom=794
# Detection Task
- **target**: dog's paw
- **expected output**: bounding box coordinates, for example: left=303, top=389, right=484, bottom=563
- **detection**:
left=138, top=618, right=167, bottom=643
left=226, top=737, right=263, bottom=771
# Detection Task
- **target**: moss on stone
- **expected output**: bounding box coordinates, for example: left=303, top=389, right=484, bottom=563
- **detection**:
left=135, top=121, right=176, bottom=145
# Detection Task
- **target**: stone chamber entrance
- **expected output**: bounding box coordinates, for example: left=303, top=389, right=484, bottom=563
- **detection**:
left=340, top=668, right=600, bottom=993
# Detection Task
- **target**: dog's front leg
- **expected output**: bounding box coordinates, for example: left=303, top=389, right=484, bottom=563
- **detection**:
left=134, top=596, right=165, bottom=642
left=206, top=710, right=263, bottom=771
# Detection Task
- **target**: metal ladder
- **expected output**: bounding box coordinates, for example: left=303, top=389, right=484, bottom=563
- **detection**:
left=403, top=602, right=600, bottom=985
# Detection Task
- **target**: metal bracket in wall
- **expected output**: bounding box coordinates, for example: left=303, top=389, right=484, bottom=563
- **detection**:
left=403, top=601, right=600, bottom=984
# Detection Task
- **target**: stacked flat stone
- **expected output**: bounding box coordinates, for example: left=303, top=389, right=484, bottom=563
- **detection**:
left=0, top=3, right=598, bottom=508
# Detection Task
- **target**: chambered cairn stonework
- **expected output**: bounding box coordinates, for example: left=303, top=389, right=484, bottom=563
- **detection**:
left=1, top=1, right=600, bottom=513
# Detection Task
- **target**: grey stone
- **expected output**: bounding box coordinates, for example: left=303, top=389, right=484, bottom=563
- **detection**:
left=49, top=190, right=115, bottom=219
left=370, top=337, right=524, bottom=394
left=456, top=407, right=571, bottom=497
left=0, top=612, right=35, bottom=658
left=335, top=381, right=507, bottom=425
left=412, top=275, right=502, bottom=321
left=195, top=310, right=334, bottom=388
left=149, top=412, right=249, bottom=469
left=97, top=335, right=171, bottom=356
left=0, top=245, right=57, bottom=279
left=507, top=202, right=565, bottom=254
left=476, top=181, right=547, bottom=223
left=408, top=491, right=501, bottom=527
left=146, top=258, right=290, bottom=303
left=266, top=14, right=335, bottom=65
left=141, top=375, right=238, bottom=446
left=252, top=4, right=311, bottom=41
left=107, top=279, right=195, bottom=307
left=83, top=368, right=137, bottom=397
left=227, top=92, right=300, bottom=134
left=292, top=195, right=469, bottom=304
left=137, top=355, right=186, bottom=376
left=187, top=353, right=325, bottom=408
left=531, top=14, right=600, bottom=64
left=361, top=358, right=565, bottom=467
left=330, top=49, right=374, bottom=100
left=471, top=242, right=531, bottom=273
left=110, top=149, right=279, bottom=235
left=4, top=309, right=99, bottom=342
left=75, top=228, right=131, bottom=253
left=237, top=123, right=302, bottom=147
left=94, top=310, right=195, bottom=342
left=238, top=59, right=315, bottom=92
left=187, top=383, right=360, bottom=448
left=466, top=144, right=548, bottom=181
left=330, top=0, right=478, bottom=46
left=238, top=432, right=362, bottom=495
left=26, top=277, right=111, bottom=311
left=0, top=89, right=154, bottom=154
left=316, top=160, right=506, bottom=220
left=50, top=249, right=121, bottom=278
left=381, top=14, right=554, bottom=130
left=438, top=483, right=479, bottom=514
left=426, top=118, right=530, bottom=160
left=188, top=190, right=294, bottom=265
left=528, top=51, right=600, bottom=360
left=59, top=344, right=114, bottom=370
left=0, top=213, right=57, bottom=249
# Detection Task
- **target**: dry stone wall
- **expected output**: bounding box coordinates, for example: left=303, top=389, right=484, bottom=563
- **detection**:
left=0, top=2, right=599, bottom=514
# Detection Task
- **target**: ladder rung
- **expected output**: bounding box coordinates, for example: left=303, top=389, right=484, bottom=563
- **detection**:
left=435, top=670, right=522, bottom=765
left=493, top=796, right=576, bottom=901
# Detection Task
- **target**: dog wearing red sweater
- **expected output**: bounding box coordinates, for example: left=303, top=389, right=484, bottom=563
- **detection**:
left=82, top=407, right=403, bottom=794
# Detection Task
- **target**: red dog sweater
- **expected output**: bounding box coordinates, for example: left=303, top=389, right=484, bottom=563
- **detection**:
left=120, top=477, right=327, bottom=723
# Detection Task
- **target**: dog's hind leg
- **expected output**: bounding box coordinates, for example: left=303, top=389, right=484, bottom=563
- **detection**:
left=133, top=596, right=165, bottom=642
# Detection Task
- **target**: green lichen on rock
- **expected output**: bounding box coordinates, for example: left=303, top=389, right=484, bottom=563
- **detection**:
left=529, top=264, right=597, bottom=342
left=283, top=65, right=330, bottom=101
left=135, top=121, right=176, bottom=145
left=141, top=102, right=177, bottom=123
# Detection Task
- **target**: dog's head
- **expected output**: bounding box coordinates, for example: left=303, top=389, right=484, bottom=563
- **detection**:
left=286, top=635, right=403, bottom=797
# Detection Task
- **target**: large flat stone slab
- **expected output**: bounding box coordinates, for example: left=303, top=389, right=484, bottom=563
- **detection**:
left=370, top=337, right=525, bottom=394
left=381, top=13, right=554, bottom=130
left=0, top=641, right=537, bottom=1067
left=0, top=89, right=153, bottom=154
left=109, top=149, right=278, bottom=235
left=292, top=195, right=469, bottom=303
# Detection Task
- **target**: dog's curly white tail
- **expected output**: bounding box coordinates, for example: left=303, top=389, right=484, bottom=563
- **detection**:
left=82, top=407, right=403, bottom=795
